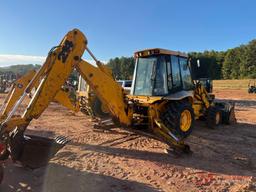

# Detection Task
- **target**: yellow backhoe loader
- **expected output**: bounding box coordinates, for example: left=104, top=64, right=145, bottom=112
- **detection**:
left=76, top=51, right=235, bottom=128
left=0, top=29, right=235, bottom=183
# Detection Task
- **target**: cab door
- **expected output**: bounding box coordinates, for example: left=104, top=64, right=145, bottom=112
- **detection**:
left=167, top=55, right=182, bottom=93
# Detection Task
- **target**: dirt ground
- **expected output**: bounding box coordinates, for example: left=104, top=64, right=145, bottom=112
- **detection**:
left=0, top=89, right=256, bottom=192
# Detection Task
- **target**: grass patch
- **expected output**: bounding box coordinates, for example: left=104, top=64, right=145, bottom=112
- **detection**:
left=213, top=79, right=254, bottom=90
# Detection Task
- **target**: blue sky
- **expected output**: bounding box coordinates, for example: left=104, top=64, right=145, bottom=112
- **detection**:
left=0, top=0, right=256, bottom=66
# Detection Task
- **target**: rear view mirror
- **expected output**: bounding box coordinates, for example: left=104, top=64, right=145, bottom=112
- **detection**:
left=197, top=59, right=200, bottom=67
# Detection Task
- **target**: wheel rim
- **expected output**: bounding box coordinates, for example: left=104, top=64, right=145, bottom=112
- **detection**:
left=216, top=112, right=221, bottom=124
left=180, top=110, right=192, bottom=132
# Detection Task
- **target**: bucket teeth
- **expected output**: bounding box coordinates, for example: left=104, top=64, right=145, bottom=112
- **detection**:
left=54, top=135, right=70, bottom=145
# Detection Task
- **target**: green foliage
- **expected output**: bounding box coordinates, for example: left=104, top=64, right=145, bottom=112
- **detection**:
left=107, top=38, right=256, bottom=80
left=189, top=39, right=256, bottom=79
left=222, top=48, right=241, bottom=79
left=222, top=40, right=256, bottom=79
left=245, top=40, right=256, bottom=78
left=107, top=57, right=135, bottom=80
left=189, top=51, right=225, bottom=80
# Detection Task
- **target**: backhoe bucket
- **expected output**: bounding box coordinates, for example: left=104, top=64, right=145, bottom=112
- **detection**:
left=9, top=134, right=70, bottom=169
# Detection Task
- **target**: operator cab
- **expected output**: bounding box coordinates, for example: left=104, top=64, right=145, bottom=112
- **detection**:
left=131, top=48, right=194, bottom=97
left=190, top=59, right=213, bottom=93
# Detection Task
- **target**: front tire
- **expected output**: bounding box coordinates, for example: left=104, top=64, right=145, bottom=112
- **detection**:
left=161, top=101, right=194, bottom=139
left=206, top=106, right=222, bottom=129
left=215, top=102, right=236, bottom=124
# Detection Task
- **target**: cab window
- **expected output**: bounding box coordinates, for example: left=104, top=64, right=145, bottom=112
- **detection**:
left=133, top=57, right=156, bottom=95
left=166, top=56, right=172, bottom=90
left=171, top=56, right=182, bottom=90
left=153, top=56, right=168, bottom=95
left=179, top=57, right=194, bottom=90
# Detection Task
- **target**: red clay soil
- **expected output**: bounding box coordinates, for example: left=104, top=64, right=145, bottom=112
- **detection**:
left=0, top=89, right=255, bottom=192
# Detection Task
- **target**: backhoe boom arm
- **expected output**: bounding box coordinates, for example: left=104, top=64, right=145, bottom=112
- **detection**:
left=0, top=29, right=130, bottom=137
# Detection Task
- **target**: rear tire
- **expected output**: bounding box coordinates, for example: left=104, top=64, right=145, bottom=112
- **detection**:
left=161, top=101, right=194, bottom=139
left=206, top=106, right=222, bottom=129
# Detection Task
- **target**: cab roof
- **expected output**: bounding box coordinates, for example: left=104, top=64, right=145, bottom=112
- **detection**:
left=134, top=48, right=188, bottom=58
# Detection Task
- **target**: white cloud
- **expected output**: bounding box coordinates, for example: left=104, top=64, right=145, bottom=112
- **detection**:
left=0, top=54, right=46, bottom=67
left=0, top=54, right=108, bottom=67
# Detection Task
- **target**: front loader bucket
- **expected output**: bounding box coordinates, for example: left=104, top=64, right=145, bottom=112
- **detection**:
left=10, top=134, right=70, bottom=169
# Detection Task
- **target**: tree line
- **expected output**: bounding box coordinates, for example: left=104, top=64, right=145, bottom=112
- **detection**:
left=107, top=39, right=256, bottom=80
left=107, top=57, right=135, bottom=80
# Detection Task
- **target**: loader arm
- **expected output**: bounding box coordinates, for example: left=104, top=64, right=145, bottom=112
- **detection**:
left=193, top=83, right=211, bottom=108
left=0, top=29, right=130, bottom=137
